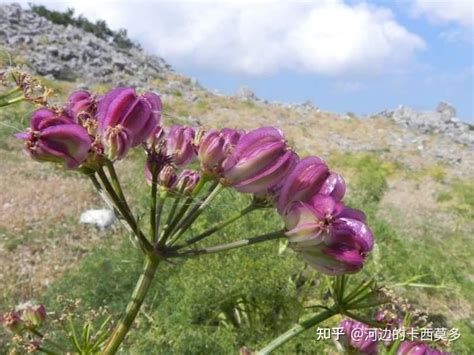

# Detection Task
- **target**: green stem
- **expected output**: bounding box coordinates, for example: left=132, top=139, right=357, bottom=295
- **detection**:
left=343, top=279, right=374, bottom=305
left=256, top=308, right=337, bottom=354
left=150, top=171, right=159, bottom=243
left=96, top=169, right=154, bottom=254
left=162, top=196, right=193, bottom=238
left=29, top=329, right=68, bottom=353
left=0, top=94, right=24, bottom=107
left=89, top=174, right=138, bottom=245
left=175, top=204, right=257, bottom=249
left=162, top=177, right=210, bottom=239
left=168, top=230, right=286, bottom=258
left=102, top=256, right=160, bottom=355
left=105, top=160, right=131, bottom=214
left=163, top=193, right=182, bottom=236
left=168, top=183, right=223, bottom=245
left=0, top=86, right=21, bottom=98
left=155, top=191, right=167, bottom=245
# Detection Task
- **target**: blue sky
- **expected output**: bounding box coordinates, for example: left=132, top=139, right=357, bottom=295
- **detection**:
left=8, top=0, right=474, bottom=121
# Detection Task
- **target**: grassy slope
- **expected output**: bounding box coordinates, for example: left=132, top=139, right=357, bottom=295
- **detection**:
left=0, top=79, right=472, bottom=353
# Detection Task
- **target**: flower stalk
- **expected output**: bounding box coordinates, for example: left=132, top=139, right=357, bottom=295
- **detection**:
left=176, top=203, right=258, bottom=248
left=102, top=255, right=160, bottom=355
left=256, top=308, right=337, bottom=355
left=168, top=230, right=286, bottom=258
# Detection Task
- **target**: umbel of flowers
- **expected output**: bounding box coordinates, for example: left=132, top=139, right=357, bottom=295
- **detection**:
left=15, top=86, right=374, bottom=276
left=4, top=79, right=383, bottom=354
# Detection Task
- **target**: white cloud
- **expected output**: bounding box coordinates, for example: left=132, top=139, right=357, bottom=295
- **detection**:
left=11, top=0, right=426, bottom=76
left=410, top=0, right=473, bottom=28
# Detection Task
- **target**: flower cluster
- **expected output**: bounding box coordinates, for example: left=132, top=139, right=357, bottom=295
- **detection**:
left=15, top=86, right=374, bottom=276
left=0, top=303, right=46, bottom=334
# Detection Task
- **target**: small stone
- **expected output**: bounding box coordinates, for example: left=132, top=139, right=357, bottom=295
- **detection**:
left=79, top=209, right=117, bottom=229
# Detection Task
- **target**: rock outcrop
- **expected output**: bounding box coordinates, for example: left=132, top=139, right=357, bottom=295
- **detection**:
left=377, top=102, right=473, bottom=147
left=0, top=3, right=171, bottom=86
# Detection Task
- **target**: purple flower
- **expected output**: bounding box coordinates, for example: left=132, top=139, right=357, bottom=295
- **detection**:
left=318, top=172, right=346, bottom=201
left=397, top=341, right=450, bottom=355
left=285, top=194, right=373, bottom=275
left=222, top=127, right=298, bottom=193
left=15, top=108, right=91, bottom=169
left=339, top=319, right=378, bottom=354
left=174, top=169, right=200, bottom=195
left=66, top=90, right=96, bottom=122
left=166, top=125, right=197, bottom=167
left=158, top=165, right=177, bottom=189
left=277, top=156, right=329, bottom=214
left=97, top=87, right=161, bottom=160
left=198, top=128, right=241, bottom=175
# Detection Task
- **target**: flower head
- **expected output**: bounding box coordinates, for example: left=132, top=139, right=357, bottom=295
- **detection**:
left=277, top=156, right=329, bottom=214
left=158, top=165, right=177, bottom=189
left=319, top=172, right=346, bottom=201
left=285, top=194, right=373, bottom=275
left=175, top=169, right=200, bottom=195
left=66, top=90, right=96, bottom=122
left=222, top=127, right=297, bottom=193
left=15, top=108, right=91, bottom=169
left=198, top=128, right=241, bottom=176
left=166, top=125, right=197, bottom=167
left=97, top=87, right=161, bottom=160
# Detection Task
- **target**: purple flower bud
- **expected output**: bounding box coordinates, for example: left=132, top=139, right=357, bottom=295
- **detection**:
left=277, top=156, right=329, bottom=214
left=397, top=341, right=450, bottom=355
left=15, top=108, right=91, bottom=169
left=220, top=127, right=241, bottom=146
left=166, top=125, right=197, bottom=167
left=66, top=90, right=96, bottom=122
left=175, top=169, right=200, bottom=195
left=97, top=87, right=161, bottom=160
left=318, top=172, right=346, bottom=201
left=1, top=311, right=24, bottom=334
left=198, top=128, right=241, bottom=175
left=285, top=194, right=372, bottom=275
left=222, top=127, right=298, bottom=193
left=339, top=319, right=378, bottom=354
left=158, top=165, right=177, bottom=189
left=22, top=304, right=46, bottom=327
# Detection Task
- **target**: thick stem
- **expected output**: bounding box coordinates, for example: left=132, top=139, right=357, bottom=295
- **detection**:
left=102, top=256, right=160, bottom=354
left=175, top=204, right=257, bottom=249
left=168, top=230, right=286, bottom=258
left=256, top=308, right=336, bottom=354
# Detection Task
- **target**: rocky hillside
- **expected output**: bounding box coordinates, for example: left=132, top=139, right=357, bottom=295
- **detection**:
left=0, top=3, right=472, bottom=176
